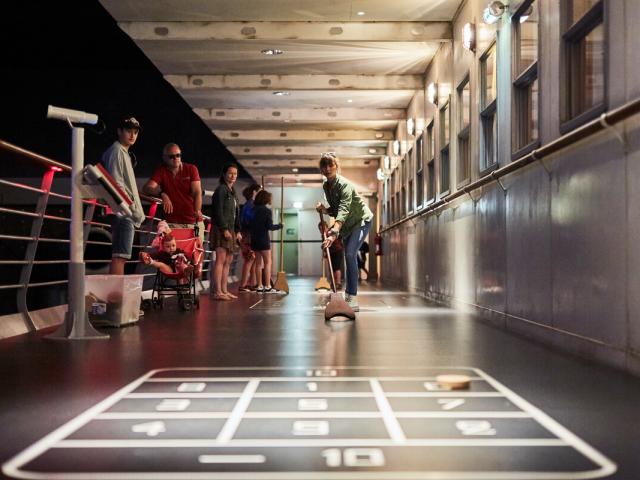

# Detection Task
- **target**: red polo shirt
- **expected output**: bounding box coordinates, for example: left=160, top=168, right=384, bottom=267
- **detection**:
left=150, top=163, right=201, bottom=223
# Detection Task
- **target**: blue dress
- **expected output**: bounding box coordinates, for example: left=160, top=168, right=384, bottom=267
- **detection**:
left=250, top=205, right=282, bottom=251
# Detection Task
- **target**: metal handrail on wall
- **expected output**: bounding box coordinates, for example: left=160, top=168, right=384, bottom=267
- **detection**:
left=0, top=140, right=212, bottom=331
left=381, top=96, right=640, bottom=233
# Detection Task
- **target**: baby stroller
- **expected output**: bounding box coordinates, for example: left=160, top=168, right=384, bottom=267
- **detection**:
left=147, top=226, right=204, bottom=311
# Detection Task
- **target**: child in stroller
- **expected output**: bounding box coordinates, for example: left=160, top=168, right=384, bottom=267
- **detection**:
left=139, top=222, right=204, bottom=310
left=140, top=234, right=194, bottom=281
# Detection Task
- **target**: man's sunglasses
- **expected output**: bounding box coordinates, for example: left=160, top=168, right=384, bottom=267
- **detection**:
left=167, top=153, right=181, bottom=159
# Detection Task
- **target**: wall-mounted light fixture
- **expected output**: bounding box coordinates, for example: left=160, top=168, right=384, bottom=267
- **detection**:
left=392, top=140, right=400, bottom=156
left=462, top=23, right=476, bottom=52
left=383, top=155, right=391, bottom=170
left=407, top=118, right=415, bottom=136
left=427, top=82, right=438, bottom=105
left=415, top=118, right=425, bottom=134
left=376, top=168, right=385, bottom=181
left=482, top=1, right=506, bottom=24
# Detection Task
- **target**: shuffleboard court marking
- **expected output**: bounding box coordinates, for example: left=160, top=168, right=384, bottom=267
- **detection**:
left=198, top=455, right=266, bottom=464
left=248, top=299, right=263, bottom=309
left=216, top=380, right=259, bottom=443
left=2, top=366, right=617, bottom=480
left=95, top=411, right=533, bottom=420
left=369, top=379, right=405, bottom=443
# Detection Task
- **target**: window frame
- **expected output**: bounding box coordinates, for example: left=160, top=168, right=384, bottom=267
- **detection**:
left=560, top=0, right=607, bottom=133
left=512, top=0, right=540, bottom=159
left=439, top=99, right=451, bottom=197
left=426, top=120, right=436, bottom=204
left=456, top=74, right=471, bottom=187
left=480, top=41, right=499, bottom=173
left=400, top=155, right=407, bottom=218
left=415, top=133, right=424, bottom=209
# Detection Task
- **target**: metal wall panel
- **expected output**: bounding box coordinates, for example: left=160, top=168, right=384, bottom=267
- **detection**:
left=505, top=166, right=552, bottom=325
left=550, top=137, right=627, bottom=347
left=424, top=213, right=439, bottom=297
left=625, top=120, right=640, bottom=356
left=475, top=185, right=507, bottom=313
left=437, top=208, right=455, bottom=298
left=451, top=198, right=476, bottom=304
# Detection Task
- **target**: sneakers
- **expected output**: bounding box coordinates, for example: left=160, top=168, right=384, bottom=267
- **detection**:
left=344, top=294, right=359, bottom=312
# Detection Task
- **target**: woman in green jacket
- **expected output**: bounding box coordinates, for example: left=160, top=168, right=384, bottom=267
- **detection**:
left=316, top=153, right=373, bottom=311
left=211, top=164, right=241, bottom=300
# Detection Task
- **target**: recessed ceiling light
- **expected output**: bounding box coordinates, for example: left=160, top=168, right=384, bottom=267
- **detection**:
left=261, top=48, right=284, bottom=55
left=347, top=99, right=353, bottom=103
left=292, top=168, right=299, bottom=172
left=284, top=119, right=291, bottom=123
left=273, top=91, right=290, bottom=96
left=357, top=11, right=365, bottom=16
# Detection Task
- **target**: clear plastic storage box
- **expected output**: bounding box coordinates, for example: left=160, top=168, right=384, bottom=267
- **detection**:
left=85, top=274, right=143, bottom=327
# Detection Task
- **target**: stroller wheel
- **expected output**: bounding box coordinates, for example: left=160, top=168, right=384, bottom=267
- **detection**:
left=179, top=296, right=192, bottom=311
left=155, top=296, right=164, bottom=309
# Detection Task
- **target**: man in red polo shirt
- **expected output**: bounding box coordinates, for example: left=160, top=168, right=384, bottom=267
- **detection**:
left=143, top=143, right=204, bottom=242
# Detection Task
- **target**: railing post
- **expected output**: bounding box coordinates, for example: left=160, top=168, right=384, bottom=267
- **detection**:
left=47, top=126, right=108, bottom=340
left=16, top=169, right=56, bottom=331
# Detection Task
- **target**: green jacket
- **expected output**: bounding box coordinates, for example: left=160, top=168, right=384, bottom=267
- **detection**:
left=323, top=175, right=373, bottom=238
left=211, top=183, right=240, bottom=232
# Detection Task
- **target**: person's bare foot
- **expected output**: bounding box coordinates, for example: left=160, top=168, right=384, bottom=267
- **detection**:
left=213, top=293, right=232, bottom=301
left=223, top=291, right=238, bottom=299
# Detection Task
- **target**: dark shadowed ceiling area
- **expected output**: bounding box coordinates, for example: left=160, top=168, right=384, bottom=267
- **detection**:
left=0, top=1, right=247, bottom=180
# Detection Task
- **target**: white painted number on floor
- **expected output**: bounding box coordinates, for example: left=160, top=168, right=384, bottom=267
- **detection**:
left=292, top=420, right=329, bottom=436
left=298, top=398, right=328, bottom=411
left=131, top=421, right=166, bottom=437
left=438, top=398, right=465, bottom=410
left=322, top=448, right=386, bottom=468
left=177, top=382, right=206, bottom=392
left=155, top=399, right=191, bottom=411
left=424, top=382, right=450, bottom=391
left=455, top=420, right=496, bottom=436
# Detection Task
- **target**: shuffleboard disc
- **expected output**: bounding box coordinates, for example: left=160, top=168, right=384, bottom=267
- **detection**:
left=436, top=374, right=471, bottom=390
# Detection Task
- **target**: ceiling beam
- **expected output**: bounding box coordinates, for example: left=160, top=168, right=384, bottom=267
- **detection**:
left=166, top=74, right=424, bottom=90
left=119, top=21, right=451, bottom=42
left=230, top=145, right=385, bottom=157
left=195, top=108, right=404, bottom=122
left=215, top=129, right=393, bottom=142
left=242, top=158, right=377, bottom=168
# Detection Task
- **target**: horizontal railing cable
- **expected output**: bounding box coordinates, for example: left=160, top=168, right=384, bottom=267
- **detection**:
left=1, top=138, right=217, bottom=325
